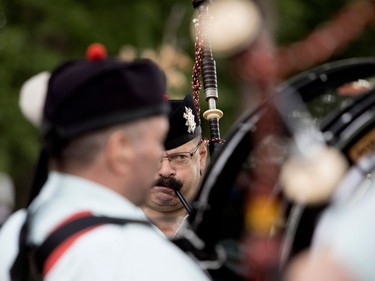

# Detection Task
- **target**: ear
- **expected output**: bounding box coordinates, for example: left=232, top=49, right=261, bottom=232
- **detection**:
left=106, top=130, right=134, bottom=175
left=198, top=140, right=208, bottom=172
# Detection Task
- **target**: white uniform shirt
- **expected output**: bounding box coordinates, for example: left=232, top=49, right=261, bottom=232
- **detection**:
left=0, top=172, right=211, bottom=281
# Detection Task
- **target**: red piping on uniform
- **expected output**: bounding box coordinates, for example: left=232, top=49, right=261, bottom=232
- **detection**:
left=43, top=211, right=100, bottom=277
left=49, top=211, right=93, bottom=234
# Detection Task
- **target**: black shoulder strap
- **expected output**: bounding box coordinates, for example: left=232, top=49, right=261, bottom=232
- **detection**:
left=34, top=215, right=150, bottom=277
left=10, top=212, right=33, bottom=281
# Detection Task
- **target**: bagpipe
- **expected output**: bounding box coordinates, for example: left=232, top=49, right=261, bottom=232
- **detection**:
left=172, top=0, right=375, bottom=280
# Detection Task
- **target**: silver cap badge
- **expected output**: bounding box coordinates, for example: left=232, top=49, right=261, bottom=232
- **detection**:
left=183, top=106, right=196, bottom=134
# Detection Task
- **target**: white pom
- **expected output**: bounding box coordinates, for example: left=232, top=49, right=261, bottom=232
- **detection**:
left=193, top=0, right=262, bottom=56
left=280, top=146, right=349, bottom=205
left=19, top=71, right=50, bottom=127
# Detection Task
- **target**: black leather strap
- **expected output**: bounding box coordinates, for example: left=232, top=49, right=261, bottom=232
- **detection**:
left=11, top=214, right=150, bottom=281
left=35, top=215, right=150, bottom=275
left=10, top=212, right=33, bottom=281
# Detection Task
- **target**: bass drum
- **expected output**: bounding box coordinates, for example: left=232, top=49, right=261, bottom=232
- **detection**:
left=187, top=58, right=375, bottom=280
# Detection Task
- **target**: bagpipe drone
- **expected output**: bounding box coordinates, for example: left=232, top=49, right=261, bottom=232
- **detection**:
left=172, top=1, right=375, bottom=281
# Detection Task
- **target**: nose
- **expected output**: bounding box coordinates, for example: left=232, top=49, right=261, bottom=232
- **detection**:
left=158, top=157, right=176, bottom=178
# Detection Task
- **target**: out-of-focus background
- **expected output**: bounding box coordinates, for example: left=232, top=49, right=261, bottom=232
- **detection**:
left=1, top=0, right=375, bottom=209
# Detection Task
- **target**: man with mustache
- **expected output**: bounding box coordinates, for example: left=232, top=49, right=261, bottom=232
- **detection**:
left=142, top=94, right=208, bottom=238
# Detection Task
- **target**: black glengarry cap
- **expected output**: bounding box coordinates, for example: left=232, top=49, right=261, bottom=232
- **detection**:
left=165, top=94, right=201, bottom=150
left=42, top=43, right=169, bottom=153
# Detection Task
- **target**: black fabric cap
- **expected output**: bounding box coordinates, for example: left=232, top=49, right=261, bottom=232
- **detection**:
left=164, top=94, right=201, bottom=150
left=42, top=57, right=169, bottom=153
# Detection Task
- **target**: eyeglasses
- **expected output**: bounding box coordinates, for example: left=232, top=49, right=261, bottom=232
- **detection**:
left=160, top=143, right=200, bottom=167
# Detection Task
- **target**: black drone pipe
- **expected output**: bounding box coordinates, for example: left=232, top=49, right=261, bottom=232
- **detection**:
left=192, top=0, right=225, bottom=157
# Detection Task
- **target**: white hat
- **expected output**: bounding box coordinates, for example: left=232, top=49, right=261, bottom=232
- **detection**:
left=19, top=71, right=50, bottom=127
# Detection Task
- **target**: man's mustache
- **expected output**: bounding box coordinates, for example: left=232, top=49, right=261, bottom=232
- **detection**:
left=155, top=177, right=183, bottom=191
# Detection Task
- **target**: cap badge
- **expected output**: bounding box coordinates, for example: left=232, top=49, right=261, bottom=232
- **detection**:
left=183, top=106, right=196, bottom=134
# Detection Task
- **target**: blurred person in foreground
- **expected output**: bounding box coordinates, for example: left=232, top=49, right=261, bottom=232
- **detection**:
left=0, top=43, right=211, bottom=281
left=284, top=170, right=375, bottom=281
left=142, top=94, right=208, bottom=238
